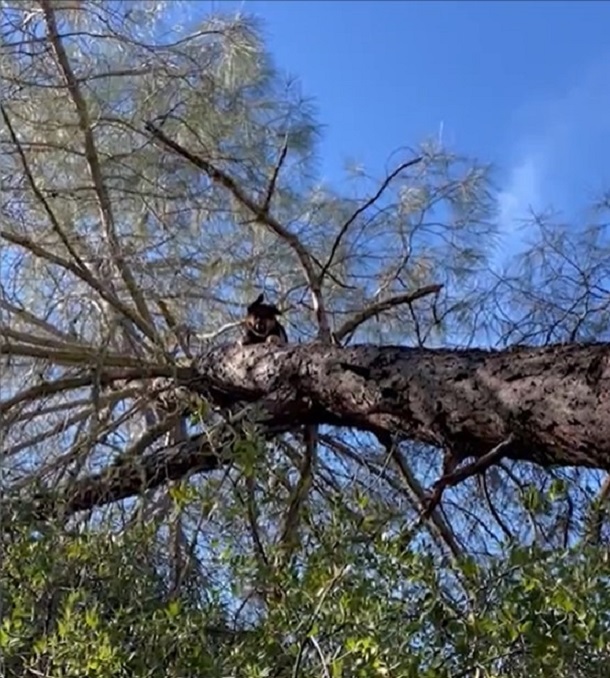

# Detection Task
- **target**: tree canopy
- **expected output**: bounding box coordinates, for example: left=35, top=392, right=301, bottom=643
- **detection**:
left=1, top=2, right=610, bottom=676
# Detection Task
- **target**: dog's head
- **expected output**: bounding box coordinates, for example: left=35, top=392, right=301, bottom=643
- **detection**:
left=245, top=293, right=283, bottom=340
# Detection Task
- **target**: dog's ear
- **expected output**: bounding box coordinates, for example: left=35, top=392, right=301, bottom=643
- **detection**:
left=269, top=304, right=282, bottom=316
left=247, top=293, right=265, bottom=313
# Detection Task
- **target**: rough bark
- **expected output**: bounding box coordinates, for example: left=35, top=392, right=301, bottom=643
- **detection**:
left=193, top=340, right=610, bottom=470
left=16, top=340, right=610, bottom=519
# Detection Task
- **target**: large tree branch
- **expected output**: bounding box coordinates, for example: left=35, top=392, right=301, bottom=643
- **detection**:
left=29, top=431, right=224, bottom=519
left=9, top=340, right=610, bottom=519
left=190, top=341, right=610, bottom=470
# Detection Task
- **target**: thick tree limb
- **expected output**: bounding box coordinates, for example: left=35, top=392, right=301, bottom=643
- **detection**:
left=30, top=431, right=224, bottom=519
left=10, top=340, right=610, bottom=518
left=191, top=341, right=610, bottom=471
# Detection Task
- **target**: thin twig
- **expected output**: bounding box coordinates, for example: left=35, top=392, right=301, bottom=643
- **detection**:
left=156, top=299, right=192, bottom=358
left=482, top=472, right=515, bottom=542
left=262, top=134, right=289, bottom=213
left=584, top=473, right=610, bottom=545
left=308, top=635, right=331, bottom=678
left=319, top=156, right=423, bottom=282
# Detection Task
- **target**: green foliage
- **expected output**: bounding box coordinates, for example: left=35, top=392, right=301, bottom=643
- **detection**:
left=2, top=508, right=610, bottom=677
left=0, top=516, right=229, bottom=677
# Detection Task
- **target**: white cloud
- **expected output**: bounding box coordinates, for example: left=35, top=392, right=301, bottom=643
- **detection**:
left=497, top=55, right=610, bottom=257
left=497, top=151, right=545, bottom=238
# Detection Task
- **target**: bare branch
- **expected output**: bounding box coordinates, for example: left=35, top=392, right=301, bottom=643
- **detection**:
left=422, top=434, right=517, bottom=519
left=194, top=320, right=244, bottom=341
left=8, top=385, right=139, bottom=426
left=319, top=156, right=423, bottom=283
left=3, top=406, right=95, bottom=459
left=334, top=284, right=443, bottom=342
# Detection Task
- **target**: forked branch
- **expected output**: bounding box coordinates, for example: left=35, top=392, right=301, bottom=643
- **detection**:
left=144, top=121, right=332, bottom=342
left=422, top=435, right=517, bottom=519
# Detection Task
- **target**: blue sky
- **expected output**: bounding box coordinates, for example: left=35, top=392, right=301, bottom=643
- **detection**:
left=203, top=0, right=610, bottom=246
